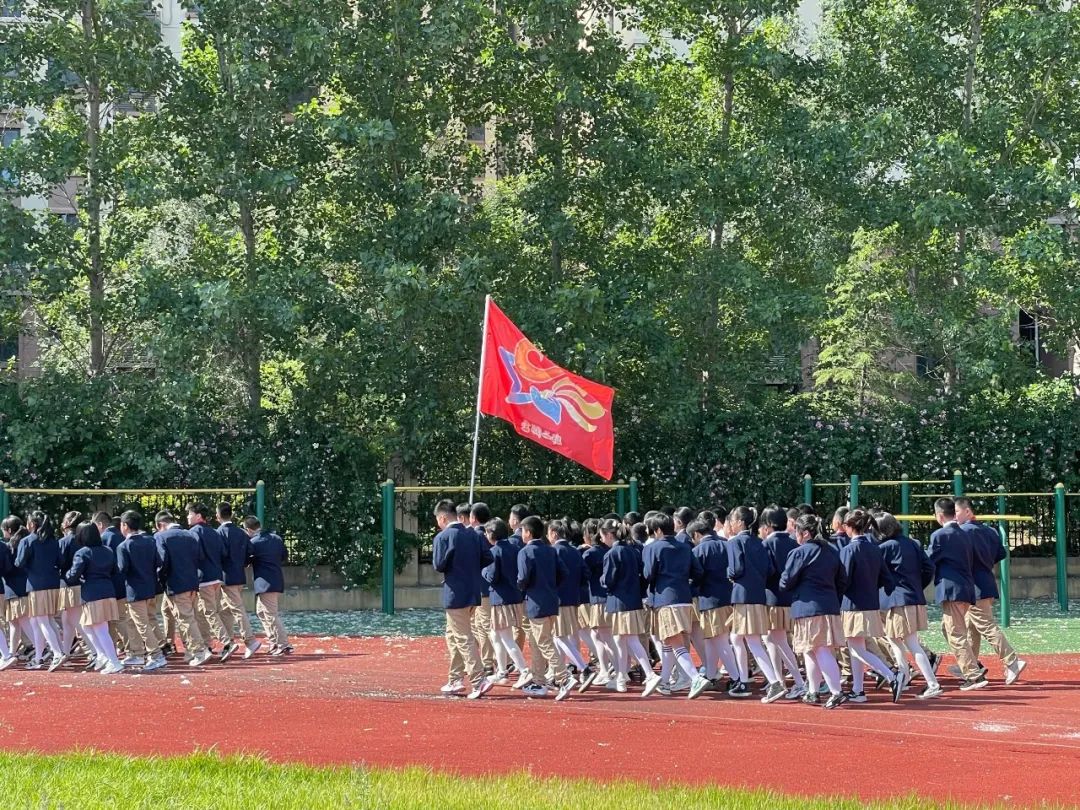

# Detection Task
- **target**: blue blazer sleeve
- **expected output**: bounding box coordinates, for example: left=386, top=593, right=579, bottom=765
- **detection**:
left=778, top=552, right=801, bottom=593
left=601, top=549, right=617, bottom=591
left=834, top=555, right=848, bottom=595
left=516, top=547, right=532, bottom=592
left=727, top=538, right=744, bottom=581
left=117, top=543, right=129, bottom=575
left=918, top=545, right=935, bottom=589
left=14, top=536, right=30, bottom=569
left=642, top=544, right=657, bottom=585
left=157, top=539, right=170, bottom=584
left=877, top=552, right=896, bottom=594
left=432, top=532, right=452, bottom=573
left=690, top=549, right=706, bottom=587
left=66, top=548, right=88, bottom=583
left=480, top=541, right=493, bottom=568
left=555, top=552, right=568, bottom=586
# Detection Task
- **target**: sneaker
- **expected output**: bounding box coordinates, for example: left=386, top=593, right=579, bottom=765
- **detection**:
left=668, top=669, right=693, bottom=693
left=891, top=676, right=904, bottom=704
left=144, top=655, right=168, bottom=672
left=101, top=660, right=125, bottom=675
left=845, top=690, right=867, bottom=704
left=512, top=669, right=534, bottom=690
left=615, top=675, right=628, bottom=693
left=467, top=677, right=494, bottom=700
left=161, top=642, right=176, bottom=657
left=761, top=682, right=786, bottom=704
left=785, top=684, right=808, bottom=701
left=47, top=653, right=69, bottom=673
left=641, top=672, right=662, bottom=698
left=93, top=656, right=109, bottom=672
left=492, top=669, right=510, bottom=686
left=188, top=648, right=213, bottom=667
left=555, top=677, right=575, bottom=702
left=727, top=681, right=753, bottom=698
left=1005, top=660, right=1027, bottom=686
left=627, top=665, right=645, bottom=684
left=824, top=691, right=849, bottom=709
left=948, top=662, right=988, bottom=680
left=271, top=643, right=294, bottom=656
left=219, top=642, right=237, bottom=663
left=577, top=666, right=598, bottom=694
left=521, top=683, right=548, bottom=698
left=82, top=656, right=97, bottom=672
left=916, top=684, right=944, bottom=699
left=801, top=691, right=820, bottom=705
left=440, top=679, right=466, bottom=695
left=817, top=682, right=830, bottom=695
left=0, top=655, right=17, bottom=671
left=244, top=639, right=262, bottom=659
left=121, top=655, right=144, bottom=668
left=872, top=672, right=889, bottom=691
left=688, top=674, right=711, bottom=700
left=959, top=676, right=989, bottom=691
left=594, top=674, right=611, bottom=688
left=25, top=659, right=44, bottom=671
left=927, top=650, right=940, bottom=676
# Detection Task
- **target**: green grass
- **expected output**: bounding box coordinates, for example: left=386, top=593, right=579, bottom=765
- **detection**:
left=922, top=599, right=1080, bottom=654
left=0, top=751, right=1042, bottom=809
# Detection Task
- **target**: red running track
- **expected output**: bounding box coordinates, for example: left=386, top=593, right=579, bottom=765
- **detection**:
left=0, top=636, right=1078, bottom=806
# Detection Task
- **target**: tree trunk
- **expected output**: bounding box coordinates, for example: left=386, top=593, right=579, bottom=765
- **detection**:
left=83, top=0, right=105, bottom=376
left=550, top=101, right=564, bottom=281
left=239, top=200, right=261, bottom=418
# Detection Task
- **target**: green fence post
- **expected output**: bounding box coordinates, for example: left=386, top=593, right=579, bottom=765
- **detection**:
left=616, top=479, right=626, bottom=516
left=0, top=483, right=7, bottom=519
left=802, top=475, right=813, bottom=508
left=629, top=477, right=639, bottom=514
left=900, top=474, right=911, bottom=535
left=381, top=479, right=396, bottom=615
left=1055, top=483, right=1068, bottom=613
left=953, top=470, right=964, bottom=498
left=997, top=486, right=1010, bottom=628
left=849, top=474, right=860, bottom=508
left=255, top=480, right=266, bottom=527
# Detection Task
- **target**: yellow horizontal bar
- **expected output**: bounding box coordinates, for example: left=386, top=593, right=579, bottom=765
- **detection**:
left=911, top=492, right=1057, bottom=499
left=392, top=484, right=628, bottom=493
left=893, top=514, right=1034, bottom=522
left=814, top=483, right=850, bottom=488
left=863, top=479, right=953, bottom=486
left=4, top=488, right=256, bottom=496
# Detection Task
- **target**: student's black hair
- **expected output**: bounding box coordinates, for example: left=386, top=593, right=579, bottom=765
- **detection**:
left=484, top=517, right=509, bottom=542
left=761, top=506, right=787, bottom=533
left=61, top=510, right=84, bottom=535
left=29, top=511, right=54, bottom=541
left=1, top=515, right=22, bottom=535
left=92, top=510, right=112, bottom=525
left=581, top=517, right=601, bottom=546
left=2, top=516, right=28, bottom=550
left=456, top=503, right=472, bottom=520
left=599, top=518, right=622, bottom=541
left=659, top=505, right=676, bottom=517
left=186, top=503, right=210, bottom=520
left=697, top=509, right=717, bottom=528
left=75, top=520, right=102, bottom=547
left=954, top=497, right=974, bottom=513
left=547, top=518, right=568, bottom=539
left=567, top=519, right=583, bottom=545
left=599, top=512, right=620, bottom=523
left=509, top=504, right=531, bottom=521
left=877, top=513, right=902, bottom=540
left=797, top=503, right=816, bottom=515
left=155, top=510, right=174, bottom=526
left=673, top=506, right=695, bottom=528
left=520, top=515, right=544, bottom=538
left=934, top=498, right=956, bottom=519
left=622, top=511, right=641, bottom=526
left=217, top=502, right=233, bottom=519
left=243, top=516, right=262, bottom=531
left=831, top=507, right=849, bottom=528
left=728, top=506, right=756, bottom=533
left=629, top=522, right=647, bottom=544
left=794, top=514, right=826, bottom=545
left=470, top=502, right=492, bottom=524
left=843, top=508, right=877, bottom=536
left=120, top=510, right=143, bottom=532
left=786, top=507, right=801, bottom=522
left=645, top=512, right=675, bottom=536
left=686, top=518, right=710, bottom=536
left=433, top=499, right=457, bottom=519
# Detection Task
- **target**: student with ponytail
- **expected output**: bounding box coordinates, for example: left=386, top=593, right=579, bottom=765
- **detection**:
left=65, top=522, right=124, bottom=674
left=601, top=519, right=653, bottom=694
left=57, top=510, right=85, bottom=662
left=580, top=518, right=616, bottom=687
left=481, top=517, right=532, bottom=689
left=0, top=517, right=22, bottom=669
left=687, top=518, right=740, bottom=699
left=760, top=506, right=807, bottom=700
left=15, top=512, right=68, bottom=671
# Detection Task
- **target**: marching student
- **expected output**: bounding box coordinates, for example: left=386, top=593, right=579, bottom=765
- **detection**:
left=726, top=506, right=786, bottom=703
left=216, top=502, right=260, bottom=659
left=432, top=500, right=492, bottom=699
left=876, top=513, right=941, bottom=699
left=465, top=503, right=496, bottom=677
left=838, top=509, right=903, bottom=703
left=929, top=498, right=986, bottom=690
left=154, top=510, right=212, bottom=667
left=828, top=508, right=850, bottom=552
left=687, top=518, right=740, bottom=699
left=94, top=512, right=133, bottom=663
left=187, top=503, right=232, bottom=658
left=580, top=518, right=615, bottom=686
left=0, top=518, right=21, bottom=669
left=65, top=521, right=124, bottom=675
left=549, top=518, right=595, bottom=690
left=672, top=507, right=695, bottom=548
left=481, top=517, right=531, bottom=687
left=243, top=516, right=294, bottom=659
left=115, top=510, right=167, bottom=670
left=507, top=504, right=531, bottom=653
left=600, top=518, right=653, bottom=693
left=56, top=510, right=85, bottom=660
left=779, top=514, right=849, bottom=709
left=641, top=511, right=699, bottom=698
left=17, top=512, right=68, bottom=671
left=760, top=506, right=807, bottom=700
left=516, top=515, right=573, bottom=700
left=955, top=498, right=1026, bottom=684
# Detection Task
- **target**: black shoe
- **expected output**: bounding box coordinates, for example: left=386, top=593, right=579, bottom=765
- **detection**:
left=219, top=642, right=237, bottom=662
left=506, top=663, right=518, bottom=676
left=483, top=666, right=495, bottom=677
left=959, top=676, right=989, bottom=692
left=891, top=677, right=903, bottom=704
left=824, top=692, right=849, bottom=709
left=845, top=690, right=867, bottom=703
left=162, top=642, right=176, bottom=657
left=577, top=665, right=598, bottom=694
left=628, top=665, right=645, bottom=684
left=873, top=672, right=890, bottom=691
left=927, top=651, right=940, bottom=676
left=727, top=681, right=753, bottom=698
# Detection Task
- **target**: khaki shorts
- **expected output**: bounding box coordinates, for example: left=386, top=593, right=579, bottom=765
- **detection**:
left=581, top=603, right=610, bottom=629
left=58, top=585, right=82, bottom=611
left=554, top=605, right=581, bottom=637
left=491, top=603, right=522, bottom=631
left=699, top=606, right=733, bottom=639
left=767, top=605, right=792, bottom=632
left=81, top=597, right=120, bottom=626
left=730, top=603, right=769, bottom=635
left=656, top=604, right=697, bottom=640
left=842, top=609, right=885, bottom=639
left=611, top=609, right=649, bottom=636
left=884, top=604, right=929, bottom=638
left=793, top=615, right=844, bottom=654
left=27, top=589, right=59, bottom=617
left=6, top=596, right=29, bottom=621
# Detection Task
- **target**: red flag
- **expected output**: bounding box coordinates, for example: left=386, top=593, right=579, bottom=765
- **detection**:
left=478, top=298, right=615, bottom=479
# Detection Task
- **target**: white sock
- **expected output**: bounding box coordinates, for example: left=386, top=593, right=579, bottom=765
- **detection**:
left=766, top=629, right=804, bottom=687
left=489, top=630, right=508, bottom=672
left=61, top=607, right=79, bottom=655
left=34, top=616, right=63, bottom=656
left=849, top=637, right=894, bottom=683
left=804, top=652, right=820, bottom=693
left=741, top=634, right=779, bottom=684
left=591, top=629, right=612, bottom=675
left=731, top=633, right=749, bottom=682
left=89, top=623, right=119, bottom=666
left=905, top=633, right=939, bottom=689
left=703, top=637, right=721, bottom=679
left=814, top=646, right=842, bottom=695
left=625, top=635, right=653, bottom=672
left=555, top=636, right=587, bottom=670
left=494, top=627, right=528, bottom=672
left=579, top=628, right=598, bottom=660
left=714, top=634, right=739, bottom=680
left=690, top=624, right=707, bottom=663
left=674, top=646, right=697, bottom=680
left=659, top=644, right=674, bottom=681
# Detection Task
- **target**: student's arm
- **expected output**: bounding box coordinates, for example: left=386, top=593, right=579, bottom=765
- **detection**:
left=13, top=536, right=30, bottom=569
left=65, top=548, right=88, bottom=584
left=116, top=543, right=128, bottom=575
left=690, top=548, right=706, bottom=587
left=988, top=529, right=1006, bottom=565
left=642, top=545, right=657, bottom=585
left=555, top=553, right=568, bottom=587
left=479, top=539, right=493, bottom=568
left=778, top=552, right=802, bottom=593
left=432, top=531, right=452, bottom=573
left=516, top=547, right=533, bottom=592
left=481, top=546, right=499, bottom=585
left=927, top=532, right=943, bottom=564
left=601, top=549, right=617, bottom=591
left=727, top=538, right=744, bottom=581
left=877, top=551, right=896, bottom=594
left=834, top=556, right=849, bottom=596
left=157, top=539, right=171, bottom=585
left=917, top=544, right=935, bottom=589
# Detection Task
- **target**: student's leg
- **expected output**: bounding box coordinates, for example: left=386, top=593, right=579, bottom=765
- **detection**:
left=814, top=646, right=843, bottom=695
left=667, top=633, right=698, bottom=681
left=554, top=635, right=588, bottom=671
left=442, top=609, right=465, bottom=682
left=60, top=606, right=80, bottom=655
left=941, top=601, right=980, bottom=680
left=730, top=632, right=750, bottom=682
left=591, top=628, right=614, bottom=677
left=689, top=622, right=707, bottom=669
left=904, top=633, right=940, bottom=689
left=489, top=629, right=508, bottom=673
left=205, top=584, right=233, bottom=647
left=966, top=598, right=1016, bottom=667
left=611, top=635, right=630, bottom=678
left=221, top=584, right=255, bottom=646
left=494, top=626, right=529, bottom=673
left=702, top=636, right=721, bottom=679
left=472, top=597, right=494, bottom=672
left=803, top=652, right=821, bottom=694
left=737, top=633, right=779, bottom=684
left=172, top=591, right=207, bottom=657
left=263, top=592, right=289, bottom=647
left=837, top=643, right=852, bottom=682
left=533, top=616, right=566, bottom=686
left=127, top=599, right=161, bottom=659
left=712, top=632, right=739, bottom=680
left=765, top=629, right=805, bottom=687
left=34, top=615, right=63, bottom=656
left=624, top=634, right=654, bottom=672
left=579, top=626, right=598, bottom=661
left=848, top=636, right=894, bottom=682
left=885, top=637, right=908, bottom=672
left=88, top=622, right=120, bottom=667
left=81, top=621, right=100, bottom=660
left=659, top=644, right=674, bottom=682
left=451, top=606, right=485, bottom=686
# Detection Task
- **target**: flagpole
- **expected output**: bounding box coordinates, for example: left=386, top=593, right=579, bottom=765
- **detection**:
left=468, top=295, right=492, bottom=503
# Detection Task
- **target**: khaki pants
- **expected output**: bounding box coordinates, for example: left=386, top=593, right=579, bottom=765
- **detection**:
left=255, top=592, right=289, bottom=649
left=156, top=594, right=176, bottom=646
left=472, top=597, right=494, bottom=671
left=109, top=599, right=132, bottom=654
left=444, top=606, right=483, bottom=684
left=941, top=601, right=980, bottom=680
left=125, top=598, right=163, bottom=657
left=220, top=584, right=255, bottom=645
left=196, top=583, right=231, bottom=648
left=163, top=591, right=206, bottom=657
left=516, top=612, right=529, bottom=656
left=967, top=598, right=1017, bottom=667
left=526, top=615, right=566, bottom=687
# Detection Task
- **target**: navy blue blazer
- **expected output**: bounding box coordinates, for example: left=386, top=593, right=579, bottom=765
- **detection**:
left=248, top=530, right=288, bottom=595
left=828, top=532, right=850, bottom=553
left=508, top=530, right=525, bottom=552
left=691, top=534, right=733, bottom=611
left=839, top=535, right=894, bottom=611
left=642, top=536, right=693, bottom=607
left=962, top=521, right=1004, bottom=601
left=481, top=538, right=522, bottom=606
left=2, top=541, right=27, bottom=599
left=116, top=532, right=160, bottom=602
left=516, top=540, right=565, bottom=619
left=58, top=532, right=83, bottom=587
left=190, top=523, right=228, bottom=585
left=879, top=535, right=933, bottom=609
left=66, top=544, right=118, bottom=603
left=470, top=527, right=491, bottom=599
left=726, top=531, right=773, bottom=606
left=15, top=533, right=62, bottom=592
left=928, top=522, right=976, bottom=604
left=218, top=522, right=253, bottom=586
left=581, top=544, right=608, bottom=604
left=155, top=525, right=203, bottom=595
left=763, top=531, right=798, bottom=608
left=602, top=542, right=643, bottom=613
left=779, top=542, right=847, bottom=619
left=432, top=522, right=490, bottom=609
left=101, top=526, right=127, bottom=599
left=553, top=540, right=587, bottom=607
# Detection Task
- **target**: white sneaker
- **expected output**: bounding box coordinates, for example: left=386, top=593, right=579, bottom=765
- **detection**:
left=512, top=668, right=534, bottom=689
left=0, top=655, right=18, bottom=671
left=188, top=648, right=213, bottom=667
left=916, top=684, right=944, bottom=699
left=244, top=639, right=262, bottom=659
left=101, top=661, right=124, bottom=675
left=144, top=655, right=168, bottom=671
left=121, top=655, right=144, bottom=667
left=615, top=675, right=628, bottom=693
left=440, top=678, right=466, bottom=695
left=668, top=669, right=693, bottom=692
left=467, top=677, right=494, bottom=699
left=641, top=673, right=662, bottom=698
left=93, top=656, right=109, bottom=672
left=1005, top=660, right=1027, bottom=685
left=785, top=684, right=808, bottom=700
left=492, top=670, right=510, bottom=686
